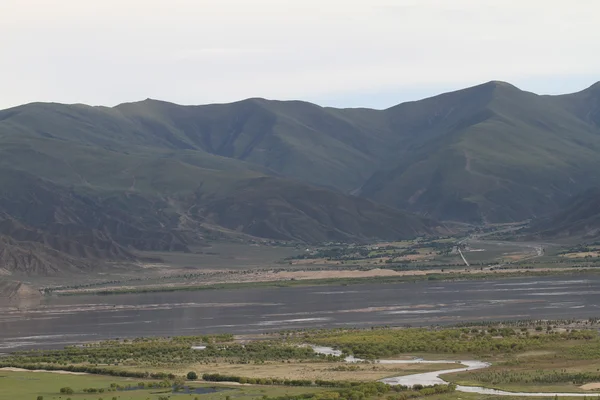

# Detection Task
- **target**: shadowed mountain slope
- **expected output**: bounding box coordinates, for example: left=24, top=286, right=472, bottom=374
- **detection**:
left=527, top=187, right=600, bottom=239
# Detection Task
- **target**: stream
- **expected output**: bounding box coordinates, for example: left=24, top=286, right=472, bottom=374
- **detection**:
left=311, top=346, right=594, bottom=397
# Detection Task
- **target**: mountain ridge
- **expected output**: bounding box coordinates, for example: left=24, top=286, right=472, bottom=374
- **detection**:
left=2, top=80, right=600, bottom=274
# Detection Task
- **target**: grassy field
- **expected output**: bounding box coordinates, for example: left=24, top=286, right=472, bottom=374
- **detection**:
left=0, top=370, right=519, bottom=400
left=138, top=361, right=464, bottom=382
left=0, top=370, right=326, bottom=400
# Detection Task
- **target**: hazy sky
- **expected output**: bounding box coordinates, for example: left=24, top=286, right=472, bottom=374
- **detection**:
left=2, top=0, right=599, bottom=109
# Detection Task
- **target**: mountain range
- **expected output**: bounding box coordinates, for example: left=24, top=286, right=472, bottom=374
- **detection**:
left=1, top=80, right=599, bottom=275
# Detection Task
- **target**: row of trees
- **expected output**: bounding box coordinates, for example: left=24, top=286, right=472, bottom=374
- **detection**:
left=260, top=383, right=456, bottom=400
left=202, top=373, right=313, bottom=386
left=0, top=361, right=176, bottom=379
left=462, top=368, right=600, bottom=385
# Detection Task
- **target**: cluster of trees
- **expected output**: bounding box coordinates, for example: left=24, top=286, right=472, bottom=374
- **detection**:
left=202, top=373, right=313, bottom=386
left=307, top=327, right=598, bottom=358
left=286, top=241, right=452, bottom=263
left=261, top=383, right=455, bottom=400
left=82, top=387, right=105, bottom=393
left=464, top=369, right=600, bottom=385
left=387, top=383, right=457, bottom=400
left=54, top=380, right=181, bottom=397
left=260, top=382, right=391, bottom=400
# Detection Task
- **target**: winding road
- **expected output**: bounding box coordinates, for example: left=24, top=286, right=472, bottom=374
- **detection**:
left=311, top=346, right=593, bottom=397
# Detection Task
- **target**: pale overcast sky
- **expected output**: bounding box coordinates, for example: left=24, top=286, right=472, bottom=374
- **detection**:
left=2, top=0, right=599, bottom=109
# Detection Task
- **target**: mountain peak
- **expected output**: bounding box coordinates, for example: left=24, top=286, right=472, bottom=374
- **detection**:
left=480, top=80, right=521, bottom=92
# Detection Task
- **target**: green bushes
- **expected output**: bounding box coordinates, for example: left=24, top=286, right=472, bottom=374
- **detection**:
left=463, top=369, right=600, bottom=385
left=0, top=360, right=188, bottom=384
left=202, top=373, right=312, bottom=386
left=325, top=365, right=360, bottom=372
left=306, top=327, right=597, bottom=358
left=59, top=387, right=74, bottom=395
left=260, top=383, right=454, bottom=400
left=3, top=336, right=325, bottom=369
left=79, top=381, right=173, bottom=394
left=388, top=383, right=456, bottom=398
left=567, top=341, right=600, bottom=359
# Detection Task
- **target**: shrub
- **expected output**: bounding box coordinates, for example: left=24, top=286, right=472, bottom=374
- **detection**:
left=187, top=371, right=198, bottom=380
left=60, top=387, right=74, bottom=395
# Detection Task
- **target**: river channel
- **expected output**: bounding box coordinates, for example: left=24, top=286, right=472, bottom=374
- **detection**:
left=1, top=275, right=600, bottom=351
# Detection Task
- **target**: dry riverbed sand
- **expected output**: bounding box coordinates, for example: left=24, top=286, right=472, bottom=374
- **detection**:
left=1, top=367, right=87, bottom=375
left=579, top=383, right=600, bottom=391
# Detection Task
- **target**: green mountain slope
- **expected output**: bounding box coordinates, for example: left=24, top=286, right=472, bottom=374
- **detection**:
left=113, top=98, right=393, bottom=191
left=6, top=81, right=599, bottom=226
left=111, top=81, right=600, bottom=223
left=359, top=81, right=600, bottom=222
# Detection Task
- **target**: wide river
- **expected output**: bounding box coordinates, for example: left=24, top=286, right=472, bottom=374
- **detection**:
left=1, top=275, right=600, bottom=351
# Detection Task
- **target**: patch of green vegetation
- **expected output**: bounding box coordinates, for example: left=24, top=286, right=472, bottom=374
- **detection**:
left=286, top=239, right=455, bottom=264
left=1, top=336, right=330, bottom=373
left=455, top=369, right=600, bottom=385
left=565, top=340, right=600, bottom=360
left=304, top=327, right=597, bottom=359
